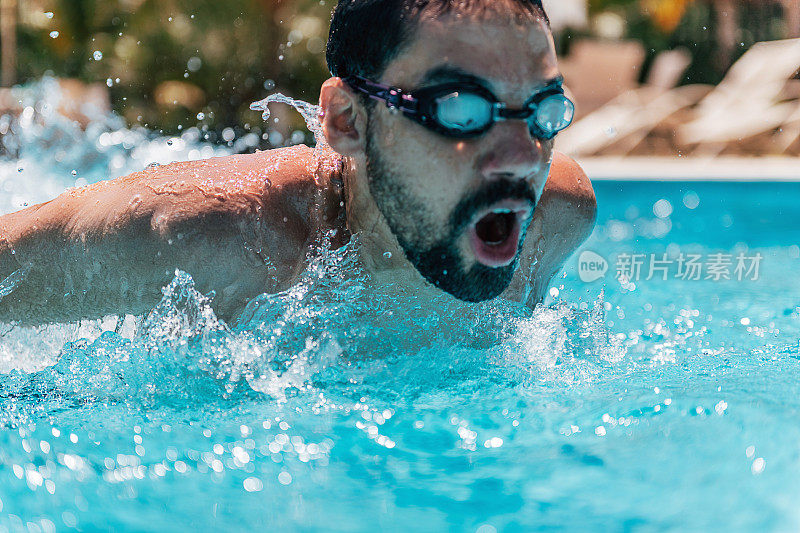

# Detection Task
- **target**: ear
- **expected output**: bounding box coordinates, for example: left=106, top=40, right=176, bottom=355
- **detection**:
left=319, top=77, right=368, bottom=157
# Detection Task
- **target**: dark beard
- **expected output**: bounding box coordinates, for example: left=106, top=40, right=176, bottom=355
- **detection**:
left=364, top=126, right=536, bottom=302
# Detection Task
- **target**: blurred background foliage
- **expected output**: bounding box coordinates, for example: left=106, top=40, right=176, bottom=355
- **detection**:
left=12, top=0, right=332, bottom=139
left=3, top=0, right=795, bottom=137
left=561, top=0, right=790, bottom=86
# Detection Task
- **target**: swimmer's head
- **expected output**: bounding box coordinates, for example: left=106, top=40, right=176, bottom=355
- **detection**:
left=321, top=0, right=558, bottom=302
left=326, top=0, right=549, bottom=82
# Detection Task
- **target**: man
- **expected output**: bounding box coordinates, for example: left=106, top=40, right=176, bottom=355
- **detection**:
left=0, top=0, right=596, bottom=325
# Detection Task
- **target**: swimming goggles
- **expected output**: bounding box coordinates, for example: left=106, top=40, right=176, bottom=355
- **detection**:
left=345, top=75, right=575, bottom=140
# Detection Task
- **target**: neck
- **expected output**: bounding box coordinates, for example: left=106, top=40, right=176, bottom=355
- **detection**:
left=339, top=156, right=444, bottom=297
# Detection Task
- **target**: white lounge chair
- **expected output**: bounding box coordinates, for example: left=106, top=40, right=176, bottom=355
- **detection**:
left=556, top=47, right=700, bottom=156
left=558, top=38, right=800, bottom=157
left=677, top=38, right=800, bottom=148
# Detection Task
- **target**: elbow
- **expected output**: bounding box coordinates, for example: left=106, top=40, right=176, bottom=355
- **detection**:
left=547, top=152, right=598, bottom=244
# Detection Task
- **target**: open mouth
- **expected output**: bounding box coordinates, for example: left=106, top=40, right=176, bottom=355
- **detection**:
left=468, top=200, right=533, bottom=268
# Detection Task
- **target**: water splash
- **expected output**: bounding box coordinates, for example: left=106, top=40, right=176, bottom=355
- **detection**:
left=0, top=77, right=231, bottom=214
left=0, top=229, right=628, bottom=413
left=250, top=93, right=326, bottom=149
left=0, top=264, right=30, bottom=301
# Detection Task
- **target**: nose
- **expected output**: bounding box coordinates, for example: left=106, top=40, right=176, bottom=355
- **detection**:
left=478, top=121, right=547, bottom=185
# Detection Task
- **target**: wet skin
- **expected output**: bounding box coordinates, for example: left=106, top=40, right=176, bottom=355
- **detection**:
left=0, top=14, right=596, bottom=325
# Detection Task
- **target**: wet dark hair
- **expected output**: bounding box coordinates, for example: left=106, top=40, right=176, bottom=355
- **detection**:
left=326, top=0, right=549, bottom=80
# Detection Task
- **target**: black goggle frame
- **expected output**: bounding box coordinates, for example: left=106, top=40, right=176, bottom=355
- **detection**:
left=344, top=75, right=573, bottom=140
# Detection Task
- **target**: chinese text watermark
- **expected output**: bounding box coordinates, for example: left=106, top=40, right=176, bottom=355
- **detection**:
left=578, top=250, right=763, bottom=283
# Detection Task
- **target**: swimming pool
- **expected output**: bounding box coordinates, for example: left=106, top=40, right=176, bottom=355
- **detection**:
left=1, top=83, right=799, bottom=531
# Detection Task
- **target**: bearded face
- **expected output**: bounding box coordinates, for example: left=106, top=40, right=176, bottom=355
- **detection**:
left=364, top=124, right=537, bottom=302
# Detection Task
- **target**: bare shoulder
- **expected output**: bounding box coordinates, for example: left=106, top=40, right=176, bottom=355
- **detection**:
left=547, top=152, right=596, bottom=203
left=538, top=151, right=597, bottom=235
left=2, top=145, right=328, bottom=238
left=504, top=152, right=597, bottom=305
left=110, top=144, right=330, bottom=234
left=114, top=144, right=343, bottom=293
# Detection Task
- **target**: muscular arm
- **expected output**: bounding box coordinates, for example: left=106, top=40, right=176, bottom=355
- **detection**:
left=0, top=145, right=336, bottom=325
left=504, top=152, right=597, bottom=306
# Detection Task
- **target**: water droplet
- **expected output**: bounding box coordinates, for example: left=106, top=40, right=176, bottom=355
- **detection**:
left=49, top=31, right=59, bottom=39
left=243, top=477, right=263, bottom=492
left=146, top=162, right=160, bottom=169
left=44, top=11, right=54, bottom=18
left=187, top=56, right=202, bottom=72
left=71, top=170, right=77, bottom=177
left=17, top=167, right=23, bottom=172
left=106, top=78, right=113, bottom=87
left=196, top=112, right=205, bottom=120
left=383, top=251, right=392, bottom=259
left=92, top=50, right=103, bottom=61
left=167, top=139, right=173, bottom=146
left=264, top=178, right=272, bottom=189
left=653, top=198, right=673, bottom=219
left=683, top=191, right=700, bottom=210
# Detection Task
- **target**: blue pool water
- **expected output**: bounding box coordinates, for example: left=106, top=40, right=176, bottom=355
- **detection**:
left=1, top=82, right=800, bottom=531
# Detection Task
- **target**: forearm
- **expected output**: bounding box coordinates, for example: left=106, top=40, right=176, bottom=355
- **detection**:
left=0, top=196, right=246, bottom=326
left=0, top=206, right=175, bottom=324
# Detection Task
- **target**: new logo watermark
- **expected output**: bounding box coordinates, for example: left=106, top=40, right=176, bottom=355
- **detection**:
left=578, top=251, right=609, bottom=282
left=577, top=250, right=763, bottom=283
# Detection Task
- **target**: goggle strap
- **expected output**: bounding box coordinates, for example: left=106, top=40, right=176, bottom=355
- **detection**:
left=346, top=76, right=419, bottom=114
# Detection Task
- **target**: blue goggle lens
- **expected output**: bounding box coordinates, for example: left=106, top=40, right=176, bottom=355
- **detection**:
left=434, top=91, right=494, bottom=132
left=533, top=94, right=575, bottom=136
left=433, top=90, right=574, bottom=138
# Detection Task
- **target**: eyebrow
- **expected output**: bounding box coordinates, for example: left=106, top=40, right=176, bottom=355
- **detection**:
left=419, top=65, right=492, bottom=89
left=418, top=64, right=564, bottom=95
